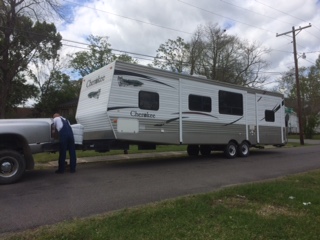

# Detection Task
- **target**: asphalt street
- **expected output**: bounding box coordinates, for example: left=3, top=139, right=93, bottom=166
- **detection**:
left=1, top=144, right=320, bottom=235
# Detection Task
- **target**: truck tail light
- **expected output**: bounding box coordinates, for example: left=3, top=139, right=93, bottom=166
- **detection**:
left=51, top=123, right=58, bottom=140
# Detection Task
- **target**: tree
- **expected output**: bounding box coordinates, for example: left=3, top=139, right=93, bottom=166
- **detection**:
left=6, top=73, right=39, bottom=109
left=152, top=23, right=270, bottom=87
left=278, top=55, right=320, bottom=138
left=0, top=0, right=62, bottom=118
left=303, top=56, right=320, bottom=138
left=69, top=35, right=137, bottom=77
left=188, top=26, right=206, bottom=75
left=231, top=41, right=270, bottom=87
left=198, top=23, right=237, bottom=81
left=116, top=53, right=138, bottom=64
left=33, top=71, right=80, bottom=117
left=152, top=37, right=190, bottom=73
left=30, top=59, right=81, bottom=117
left=191, top=23, right=270, bottom=87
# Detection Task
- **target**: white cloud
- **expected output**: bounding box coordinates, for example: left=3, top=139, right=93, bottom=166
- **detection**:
left=57, top=0, right=320, bottom=88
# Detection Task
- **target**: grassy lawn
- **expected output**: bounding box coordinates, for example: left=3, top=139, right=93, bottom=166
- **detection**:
left=34, top=145, right=187, bottom=163
left=34, top=141, right=305, bottom=164
left=288, top=134, right=320, bottom=140
left=5, top=170, right=320, bottom=240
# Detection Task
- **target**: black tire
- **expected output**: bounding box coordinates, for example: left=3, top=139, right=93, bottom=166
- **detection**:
left=187, top=145, right=199, bottom=156
left=238, top=141, right=250, bottom=157
left=200, top=145, right=211, bottom=156
left=224, top=142, right=238, bottom=159
left=0, top=150, right=26, bottom=185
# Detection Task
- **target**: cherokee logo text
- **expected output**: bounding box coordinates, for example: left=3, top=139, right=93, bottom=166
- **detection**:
left=130, top=111, right=155, bottom=118
left=86, top=76, right=105, bottom=88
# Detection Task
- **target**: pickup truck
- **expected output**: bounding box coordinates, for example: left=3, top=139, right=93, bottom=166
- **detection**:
left=0, top=118, right=58, bottom=184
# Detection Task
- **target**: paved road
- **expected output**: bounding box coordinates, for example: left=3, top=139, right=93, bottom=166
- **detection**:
left=1, top=145, right=320, bottom=235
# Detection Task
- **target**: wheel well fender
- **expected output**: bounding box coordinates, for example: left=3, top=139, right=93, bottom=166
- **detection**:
left=0, top=134, right=34, bottom=170
left=229, top=139, right=239, bottom=146
left=241, top=140, right=251, bottom=147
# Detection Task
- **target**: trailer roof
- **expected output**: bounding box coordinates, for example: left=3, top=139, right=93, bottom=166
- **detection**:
left=114, top=61, right=283, bottom=98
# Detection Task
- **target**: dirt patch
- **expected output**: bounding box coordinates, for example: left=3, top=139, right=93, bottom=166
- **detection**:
left=257, top=205, right=303, bottom=218
left=212, top=195, right=251, bottom=208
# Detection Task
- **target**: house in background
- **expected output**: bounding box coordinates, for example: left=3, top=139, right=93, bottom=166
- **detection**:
left=58, top=98, right=79, bottom=123
left=5, top=98, right=79, bottom=121
left=285, top=107, right=299, bottom=134
left=6, top=107, right=38, bottom=119
left=285, top=98, right=320, bottom=134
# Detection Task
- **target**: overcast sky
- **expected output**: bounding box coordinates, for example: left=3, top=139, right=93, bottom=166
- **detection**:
left=57, top=0, right=320, bottom=89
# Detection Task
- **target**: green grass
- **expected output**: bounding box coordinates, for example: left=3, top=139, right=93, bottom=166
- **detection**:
left=34, top=142, right=306, bottom=164
left=34, top=145, right=187, bottom=163
left=288, top=134, right=320, bottom=140
left=5, top=170, right=320, bottom=240
left=284, top=142, right=301, bottom=148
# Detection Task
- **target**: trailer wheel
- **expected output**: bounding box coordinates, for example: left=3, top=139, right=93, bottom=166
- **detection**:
left=224, top=142, right=238, bottom=159
left=200, top=145, right=211, bottom=156
left=0, top=150, right=26, bottom=185
left=187, top=145, right=199, bottom=156
left=238, top=141, right=250, bottom=157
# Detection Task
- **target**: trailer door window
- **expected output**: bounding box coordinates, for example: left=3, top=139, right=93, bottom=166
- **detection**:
left=139, top=91, right=159, bottom=110
left=219, top=90, right=243, bottom=116
left=265, top=110, right=275, bottom=122
left=189, top=94, right=212, bottom=112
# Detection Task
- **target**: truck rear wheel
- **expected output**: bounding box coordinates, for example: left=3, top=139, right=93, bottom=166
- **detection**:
left=0, top=150, right=26, bottom=184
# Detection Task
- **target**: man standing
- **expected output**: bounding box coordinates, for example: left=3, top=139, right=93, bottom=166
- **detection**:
left=53, top=113, right=77, bottom=173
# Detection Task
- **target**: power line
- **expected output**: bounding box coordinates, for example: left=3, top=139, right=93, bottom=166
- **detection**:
left=221, top=0, right=320, bottom=41
left=221, top=0, right=296, bottom=26
left=61, top=1, right=316, bottom=57
left=62, top=43, right=88, bottom=50
left=177, top=0, right=276, bottom=34
left=258, top=80, right=280, bottom=87
left=0, top=25, right=310, bottom=77
left=61, top=38, right=157, bottom=59
left=303, top=50, right=320, bottom=54
left=256, top=0, right=305, bottom=22
left=62, top=0, right=192, bottom=35
left=271, top=48, right=292, bottom=53
left=176, top=0, right=317, bottom=55
left=63, top=43, right=155, bottom=62
left=62, top=41, right=286, bottom=75
left=60, top=0, right=320, bottom=64
left=302, top=58, right=316, bottom=65
left=61, top=39, right=286, bottom=73
left=2, top=24, right=314, bottom=73
left=255, top=0, right=320, bottom=32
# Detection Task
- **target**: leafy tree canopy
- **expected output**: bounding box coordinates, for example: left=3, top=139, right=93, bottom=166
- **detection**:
left=0, top=1, right=62, bottom=118
left=32, top=68, right=81, bottom=117
left=278, top=54, right=320, bottom=138
left=152, top=23, right=270, bottom=87
left=68, top=35, right=137, bottom=77
left=153, top=37, right=190, bottom=73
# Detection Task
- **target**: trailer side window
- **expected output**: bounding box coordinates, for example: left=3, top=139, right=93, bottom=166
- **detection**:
left=189, top=94, right=212, bottom=112
left=265, top=110, right=275, bottom=122
left=219, top=90, right=243, bottom=116
left=139, top=91, right=159, bottom=110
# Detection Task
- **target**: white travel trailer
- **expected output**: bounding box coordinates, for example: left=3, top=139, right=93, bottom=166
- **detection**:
left=76, top=61, right=287, bottom=158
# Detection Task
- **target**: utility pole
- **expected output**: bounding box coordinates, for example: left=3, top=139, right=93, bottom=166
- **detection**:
left=276, top=23, right=311, bottom=145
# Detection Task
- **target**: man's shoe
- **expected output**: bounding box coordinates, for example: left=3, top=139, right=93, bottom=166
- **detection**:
left=70, top=170, right=76, bottom=173
left=55, top=170, right=64, bottom=174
